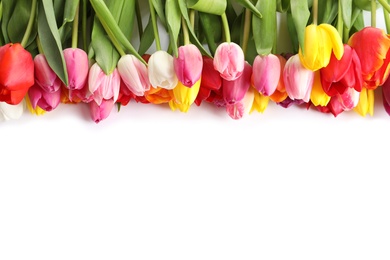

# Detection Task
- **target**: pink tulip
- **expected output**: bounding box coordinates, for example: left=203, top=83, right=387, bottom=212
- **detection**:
left=225, top=87, right=255, bottom=120
left=173, top=44, right=203, bottom=87
left=213, top=42, right=245, bottom=81
left=63, top=48, right=89, bottom=90
left=327, top=87, right=360, bottom=117
left=34, top=53, right=62, bottom=93
left=252, top=54, right=280, bottom=96
left=88, top=62, right=120, bottom=106
left=28, top=84, right=61, bottom=111
left=117, top=54, right=150, bottom=96
left=222, top=61, right=252, bottom=105
left=283, top=54, right=314, bottom=102
left=89, top=99, right=115, bottom=124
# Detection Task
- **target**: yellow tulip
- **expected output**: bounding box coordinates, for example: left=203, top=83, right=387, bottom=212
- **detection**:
left=299, top=23, right=344, bottom=71
left=353, top=87, right=375, bottom=117
left=310, top=70, right=330, bottom=107
left=250, top=90, right=270, bottom=114
left=169, top=79, right=201, bottom=113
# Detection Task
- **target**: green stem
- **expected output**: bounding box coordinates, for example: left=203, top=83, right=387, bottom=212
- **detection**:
left=105, top=26, right=126, bottom=56
left=149, top=0, right=161, bottom=50
left=82, top=0, right=87, bottom=51
left=371, top=0, right=377, bottom=27
left=378, top=0, right=390, bottom=13
left=383, top=0, right=390, bottom=33
left=221, top=12, right=231, bottom=42
left=71, top=4, right=80, bottom=48
left=337, top=0, right=343, bottom=39
left=136, top=0, right=143, bottom=39
left=182, top=17, right=190, bottom=45
left=36, top=36, right=44, bottom=54
left=313, top=0, right=318, bottom=25
left=21, top=0, right=37, bottom=47
left=242, top=8, right=251, bottom=56
left=189, top=9, right=195, bottom=28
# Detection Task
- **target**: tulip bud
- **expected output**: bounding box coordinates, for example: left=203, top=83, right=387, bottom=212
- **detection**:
left=173, top=44, right=203, bottom=87
left=213, top=42, right=245, bottom=81
left=89, top=99, right=115, bottom=123
left=34, top=54, right=62, bottom=93
left=88, top=63, right=120, bottom=106
left=63, top=48, right=89, bottom=90
left=0, top=100, right=24, bottom=121
left=222, top=61, right=252, bottom=105
left=148, top=50, right=178, bottom=90
left=117, top=54, right=150, bottom=96
left=252, top=54, right=280, bottom=96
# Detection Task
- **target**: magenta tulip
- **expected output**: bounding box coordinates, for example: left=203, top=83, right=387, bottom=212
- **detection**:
left=28, top=84, right=61, bottom=111
left=63, top=48, right=89, bottom=90
left=34, top=53, right=62, bottom=93
left=213, top=42, right=245, bottom=81
left=117, top=54, right=150, bottom=96
left=222, top=61, right=252, bottom=105
left=252, top=54, right=280, bottom=96
left=173, top=44, right=203, bottom=87
left=89, top=99, right=115, bottom=124
left=283, top=54, right=314, bottom=102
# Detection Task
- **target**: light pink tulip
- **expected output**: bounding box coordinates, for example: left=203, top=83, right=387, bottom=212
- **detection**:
left=63, top=48, right=89, bottom=90
left=148, top=50, right=178, bottom=89
left=89, top=99, right=115, bottom=124
left=252, top=54, right=280, bottom=96
left=174, top=44, right=203, bottom=87
left=88, top=63, right=120, bottom=106
left=117, top=54, right=150, bottom=96
left=222, top=61, right=252, bottom=105
left=283, top=54, right=314, bottom=102
left=34, top=54, right=62, bottom=93
left=213, top=42, right=245, bottom=81
left=226, top=87, right=255, bottom=120
left=28, top=84, right=61, bottom=111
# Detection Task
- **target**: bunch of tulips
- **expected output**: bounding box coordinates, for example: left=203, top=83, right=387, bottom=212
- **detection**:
left=2, top=0, right=390, bottom=123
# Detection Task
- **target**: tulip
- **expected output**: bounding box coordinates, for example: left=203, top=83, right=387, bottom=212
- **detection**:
left=169, top=79, right=201, bottom=113
left=310, top=70, right=330, bottom=107
left=348, top=26, right=390, bottom=89
left=195, top=56, right=222, bottom=106
left=298, top=23, right=344, bottom=71
left=284, top=54, right=314, bottom=102
left=0, top=43, right=34, bottom=105
left=117, top=54, right=150, bottom=96
left=144, top=87, right=173, bottom=104
left=222, top=61, right=252, bottom=105
left=323, top=87, right=360, bottom=117
left=148, top=50, right=178, bottom=90
left=63, top=48, right=89, bottom=90
left=250, top=90, right=270, bottom=114
left=89, top=99, right=115, bottom=123
left=382, top=77, right=390, bottom=116
left=173, top=44, right=203, bottom=87
left=320, top=44, right=363, bottom=97
left=34, top=53, right=62, bottom=93
left=213, top=42, right=245, bottom=81
left=28, top=84, right=61, bottom=111
left=88, top=62, right=120, bottom=106
left=269, top=54, right=288, bottom=103
left=353, top=87, right=375, bottom=117
left=252, top=53, right=280, bottom=96
left=226, top=87, right=255, bottom=120
left=0, top=100, right=25, bottom=121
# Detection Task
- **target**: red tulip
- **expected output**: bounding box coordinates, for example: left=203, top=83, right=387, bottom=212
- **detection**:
left=0, top=43, right=34, bottom=105
left=320, top=44, right=363, bottom=96
left=195, top=56, right=222, bottom=106
left=348, top=26, right=390, bottom=89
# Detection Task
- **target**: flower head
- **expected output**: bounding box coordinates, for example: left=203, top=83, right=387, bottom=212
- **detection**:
left=213, top=42, right=245, bottom=81
left=173, top=44, right=203, bottom=87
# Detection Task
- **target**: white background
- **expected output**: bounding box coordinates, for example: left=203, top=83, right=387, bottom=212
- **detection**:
left=1, top=5, right=390, bottom=260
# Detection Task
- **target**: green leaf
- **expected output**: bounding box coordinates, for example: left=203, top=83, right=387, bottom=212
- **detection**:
left=165, top=0, right=181, bottom=57
left=106, top=0, right=136, bottom=40
left=90, top=17, right=119, bottom=74
left=235, top=0, right=262, bottom=18
left=340, top=0, right=352, bottom=29
left=63, top=0, right=80, bottom=24
left=1, top=0, right=17, bottom=43
left=286, top=12, right=299, bottom=53
left=151, top=0, right=167, bottom=29
left=138, top=16, right=155, bottom=55
left=198, top=12, right=222, bottom=55
left=290, top=0, right=310, bottom=53
left=38, top=0, right=68, bottom=85
left=252, top=0, right=276, bottom=55
left=187, top=0, right=227, bottom=15
left=277, top=0, right=291, bottom=12
left=7, top=0, right=33, bottom=44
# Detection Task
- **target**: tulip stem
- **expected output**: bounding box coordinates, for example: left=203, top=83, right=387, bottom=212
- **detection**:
left=312, top=0, right=318, bottom=25
left=21, top=0, right=37, bottom=48
left=182, top=17, right=190, bottom=45
left=221, top=12, right=231, bottom=42
left=372, top=0, right=377, bottom=27
left=383, top=0, right=390, bottom=33
left=136, top=0, right=143, bottom=39
left=72, top=4, right=80, bottom=48
left=36, top=36, right=44, bottom=54
left=337, top=0, right=343, bottom=39
left=82, top=0, right=88, bottom=51
left=149, top=0, right=161, bottom=51
left=242, top=8, right=251, bottom=56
